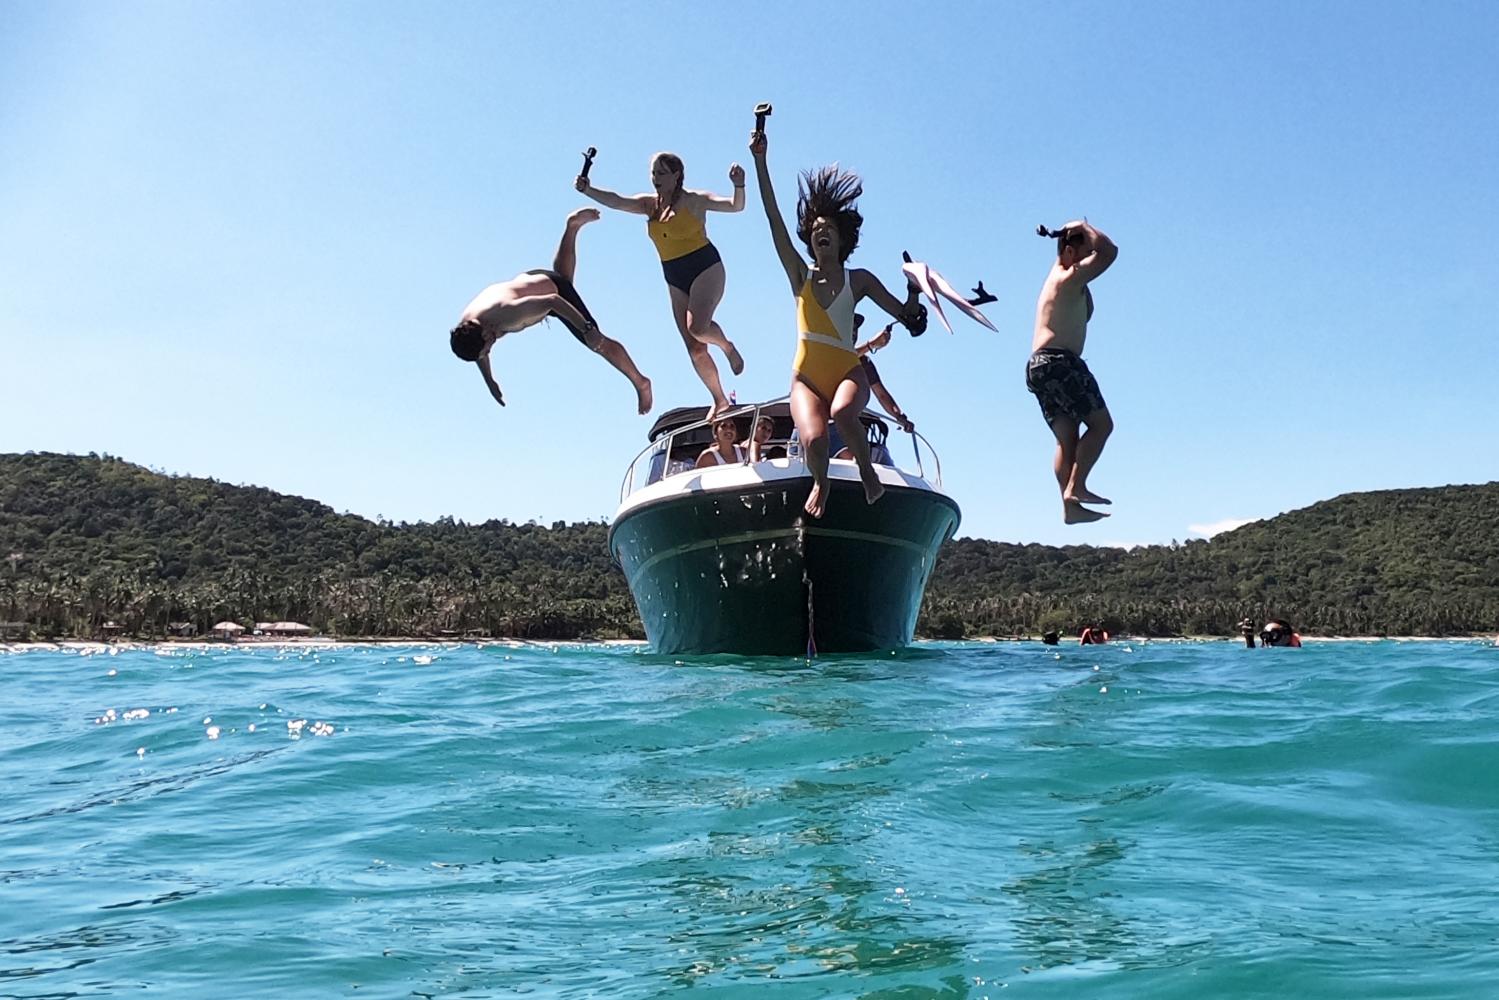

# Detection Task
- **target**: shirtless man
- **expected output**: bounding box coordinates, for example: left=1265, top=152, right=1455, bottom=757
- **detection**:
left=1027, top=220, right=1118, bottom=524
left=449, top=209, right=653, bottom=414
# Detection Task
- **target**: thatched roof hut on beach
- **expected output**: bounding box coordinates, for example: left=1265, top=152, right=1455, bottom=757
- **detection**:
left=256, top=621, right=314, bottom=637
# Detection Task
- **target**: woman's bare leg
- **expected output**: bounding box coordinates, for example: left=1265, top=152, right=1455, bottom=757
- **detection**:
left=831, top=374, right=884, bottom=504
left=685, top=263, right=743, bottom=375
left=670, top=288, right=730, bottom=417
left=790, top=378, right=832, bottom=518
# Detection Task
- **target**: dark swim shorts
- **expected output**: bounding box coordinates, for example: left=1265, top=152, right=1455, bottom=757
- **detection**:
left=660, top=242, right=722, bottom=294
left=526, top=268, right=598, bottom=345
left=1025, top=347, right=1107, bottom=425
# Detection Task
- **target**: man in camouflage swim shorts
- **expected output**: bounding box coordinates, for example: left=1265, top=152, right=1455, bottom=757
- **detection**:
left=1029, top=219, right=1119, bottom=524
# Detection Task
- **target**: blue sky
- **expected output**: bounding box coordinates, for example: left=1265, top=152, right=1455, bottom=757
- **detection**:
left=3, top=1, right=1496, bottom=547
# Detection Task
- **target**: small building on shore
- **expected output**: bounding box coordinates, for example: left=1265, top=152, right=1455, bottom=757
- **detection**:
left=212, top=621, right=246, bottom=640
left=256, top=621, right=314, bottom=638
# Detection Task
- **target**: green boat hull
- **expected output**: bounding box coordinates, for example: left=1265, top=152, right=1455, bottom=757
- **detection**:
left=609, top=478, right=959, bottom=655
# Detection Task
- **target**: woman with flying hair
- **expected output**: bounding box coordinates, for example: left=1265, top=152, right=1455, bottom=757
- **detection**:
left=577, top=151, right=747, bottom=419
left=748, top=129, right=924, bottom=518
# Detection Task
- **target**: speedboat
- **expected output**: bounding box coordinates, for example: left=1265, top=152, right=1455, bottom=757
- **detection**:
left=607, top=398, right=961, bottom=655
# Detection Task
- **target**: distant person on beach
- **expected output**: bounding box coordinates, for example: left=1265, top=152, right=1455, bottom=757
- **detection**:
left=450, top=209, right=653, bottom=414
left=1239, top=617, right=1257, bottom=648
left=578, top=153, right=747, bottom=420
left=749, top=128, right=925, bottom=518
left=696, top=417, right=747, bottom=468
left=1028, top=220, right=1118, bottom=524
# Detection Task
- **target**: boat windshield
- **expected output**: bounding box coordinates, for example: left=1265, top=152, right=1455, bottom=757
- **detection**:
left=619, top=396, right=944, bottom=503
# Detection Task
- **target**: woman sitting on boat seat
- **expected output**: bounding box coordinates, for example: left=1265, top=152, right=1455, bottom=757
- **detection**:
left=834, top=424, right=892, bottom=465
left=696, top=417, right=747, bottom=468
left=749, top=415, right=785, bottom=462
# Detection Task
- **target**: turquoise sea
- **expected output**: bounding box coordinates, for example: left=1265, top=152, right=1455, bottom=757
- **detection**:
left=5, top=639, right=1499, bottom=998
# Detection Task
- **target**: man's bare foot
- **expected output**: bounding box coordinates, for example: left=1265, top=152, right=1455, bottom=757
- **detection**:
left=567, top=207, right=600, bottom=228
left=724, top=342, right=745, bottom=376
left=862, top=474, right=886, bottom=505
left=1065, top=488, right=1112, bottom=505
left=1063, top=500, right=1109, bottom=524
left=635, top=378, right=653, bottom=415
left=804, top=480, right=827, bottom=518
left=706, top=397, right=731, bottom=421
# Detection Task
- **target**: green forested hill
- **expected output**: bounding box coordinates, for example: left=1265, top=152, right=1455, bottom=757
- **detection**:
left=924, top=483, right=1499, bottom=637
left=2, top=452, right=1495, bottom=639
left=0, top=453, right=636, bottom=638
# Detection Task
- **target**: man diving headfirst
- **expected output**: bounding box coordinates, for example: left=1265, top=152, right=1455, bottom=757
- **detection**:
left=1028, top=220, right=1118, bottom=524
left=449, top=209, right=653, bottom=414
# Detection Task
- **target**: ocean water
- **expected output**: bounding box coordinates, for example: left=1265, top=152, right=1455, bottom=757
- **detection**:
left=5, top=639, right=1499, bottom=998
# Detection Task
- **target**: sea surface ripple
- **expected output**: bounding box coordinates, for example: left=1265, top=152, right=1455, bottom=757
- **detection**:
left=4, top=638, right=1499, bottom=998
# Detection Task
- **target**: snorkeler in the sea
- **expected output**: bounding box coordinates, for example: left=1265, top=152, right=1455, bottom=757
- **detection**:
left=749, top=125, right=925, bottom=519
left=576, top=148, right=747, bottom=420
left=1027, top=220, right=1119, bottom=524
left=448, top=209, right=653, bottom=415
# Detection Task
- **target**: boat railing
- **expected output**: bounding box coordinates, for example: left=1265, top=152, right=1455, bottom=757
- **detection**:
left=620, top=396, right=945, bottom=504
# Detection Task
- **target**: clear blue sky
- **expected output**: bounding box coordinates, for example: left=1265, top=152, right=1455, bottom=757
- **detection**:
left=4, top=1, right=1496, bottom=546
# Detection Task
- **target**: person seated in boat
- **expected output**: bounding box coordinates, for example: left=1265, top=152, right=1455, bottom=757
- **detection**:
left=833, top=317, right=910, bottom=463
left=748, top=415, right=785, bottom=462
left=854, top=315, right=917, bottom=435
left=577, top=151, right=747, bottom=420
left=749, top=129, right=924, bottom=518
left=834, top=422, right=892, bottom=465
left=696, top=416, right=747, bottom=468
left=1259, top=619, right=1302, bottom=647
left=450, top=209, right=653, bottom=414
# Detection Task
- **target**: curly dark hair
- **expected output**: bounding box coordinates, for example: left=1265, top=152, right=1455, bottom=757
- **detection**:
left=796, top=166, right=863, bottom=262
left=450, top=320, right=486, bottom=362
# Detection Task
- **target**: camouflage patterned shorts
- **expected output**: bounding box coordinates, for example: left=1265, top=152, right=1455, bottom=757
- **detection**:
left=1025, top=348, right=1106, bottom=425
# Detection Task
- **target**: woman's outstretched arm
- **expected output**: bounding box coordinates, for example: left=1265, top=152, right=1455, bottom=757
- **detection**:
left=749, top=132, right=804, bottom=293
left=575, top=175, right=652, bottom=215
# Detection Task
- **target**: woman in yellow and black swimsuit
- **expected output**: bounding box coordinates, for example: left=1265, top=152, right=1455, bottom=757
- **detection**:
left=748, top=129, right=924, bottom=519
left=577, top=152, right=747, bottom=418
